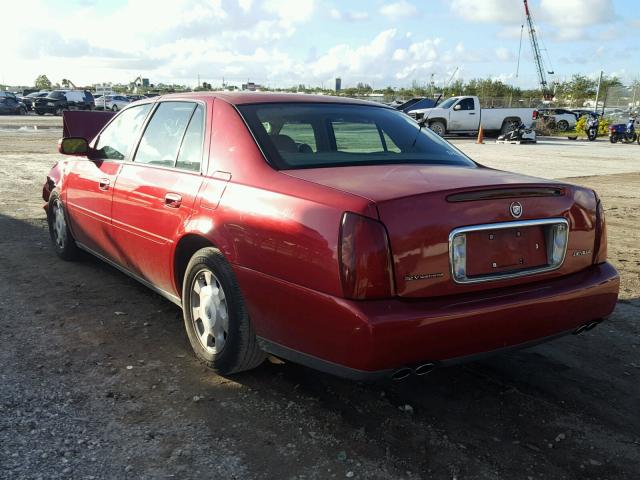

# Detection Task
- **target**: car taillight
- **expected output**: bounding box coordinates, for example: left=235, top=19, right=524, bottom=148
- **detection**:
left=593, top=194, right=607, bottom=264
left=339, top=212, right=395, bottom=299
left=532, top=110, right=538, bottom=119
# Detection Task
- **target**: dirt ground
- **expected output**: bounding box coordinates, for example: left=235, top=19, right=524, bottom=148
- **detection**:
left=1, top=117, right=639, bottom=479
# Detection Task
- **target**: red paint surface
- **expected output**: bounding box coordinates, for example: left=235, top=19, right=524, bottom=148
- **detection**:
left=46, top=92, right=620, bottom=373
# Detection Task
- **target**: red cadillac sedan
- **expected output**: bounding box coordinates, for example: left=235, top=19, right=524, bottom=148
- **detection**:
left=43, top=93, right=619, bottom=381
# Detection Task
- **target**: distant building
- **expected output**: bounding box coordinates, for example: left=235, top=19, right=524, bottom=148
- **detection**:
left=142, top=78, right=150, bottom=87
left=335, top=77, right=342, bottom=92
left=242, top=82, right=263, bottom=91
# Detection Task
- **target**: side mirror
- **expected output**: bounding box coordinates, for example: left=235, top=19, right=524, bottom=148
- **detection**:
left=453, top=104, right=461, bottom=111
left=58, top=137, right=89, bottom=156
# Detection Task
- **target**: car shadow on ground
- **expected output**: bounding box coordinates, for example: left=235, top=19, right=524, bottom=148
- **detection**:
left=2, top=212, right=639, bottom=478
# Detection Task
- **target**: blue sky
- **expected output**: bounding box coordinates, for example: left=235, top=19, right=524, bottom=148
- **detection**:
left=3, top=0, right=639, bottom=88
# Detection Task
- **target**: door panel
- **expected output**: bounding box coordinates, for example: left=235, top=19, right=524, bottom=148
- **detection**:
left=64, top=159, right=121, bottom=258
left=448, top=98, right=478, bottom=130
left=110, top=102, right=206, bottom=294
left=110, top=165, right=202, bottom=293
left=64, top=103, right=153, bottom=262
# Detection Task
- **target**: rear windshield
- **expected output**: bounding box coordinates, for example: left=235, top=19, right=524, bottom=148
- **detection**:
left=238, top=103, right=475, bottom=170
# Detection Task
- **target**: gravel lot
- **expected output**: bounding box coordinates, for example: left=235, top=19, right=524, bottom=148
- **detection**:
left=1, top=116, right=639, bottom=479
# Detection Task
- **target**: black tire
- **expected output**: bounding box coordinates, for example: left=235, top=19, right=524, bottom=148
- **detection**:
left=610, top=136, right=618, bottom=143
left=429, top=120, right=446, bottom=136
left=47, top=191, right=80, bottom=261
left=111, top=105, right=118, bottom=112
left=36, top=110, right=44, bottom=116
left=557, top=120, right=569, bottom=131
left=501, top=120, right=519, bottom=135
left=55, top=107, right=63, bottom=116
left=182, top=247, right=264, bottom=375
left=18, top=107, right=27, bottom=116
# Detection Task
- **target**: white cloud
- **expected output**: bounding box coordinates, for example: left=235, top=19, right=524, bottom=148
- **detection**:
left=379, top=1, right=419, bottom=21
left=495, top=47, right=515, bottom=62
left=450, top=0, right=522, bottom=24
left=330, top=8, right=369, bottom=22
left=539, top=0, right=613, bottom=28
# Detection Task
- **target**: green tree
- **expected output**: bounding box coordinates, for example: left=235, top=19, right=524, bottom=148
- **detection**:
left=35, top=74, right=52, bottom=90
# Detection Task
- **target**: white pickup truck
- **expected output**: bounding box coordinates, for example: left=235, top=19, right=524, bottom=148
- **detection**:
left=408, top=96, right=537, bottom=136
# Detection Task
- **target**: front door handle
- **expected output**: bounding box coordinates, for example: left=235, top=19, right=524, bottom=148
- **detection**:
left=98, top=178, right=110, bottom=190
left=165, top=192, right=182, bottom=208
left=468, top=112, right=476, bottom=115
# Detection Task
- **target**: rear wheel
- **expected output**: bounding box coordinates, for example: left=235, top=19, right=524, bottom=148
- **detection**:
left=55, top=107, right=63, bottom=116
left=182, top=247, right=264, bottom=375
left=111, top=105, right=118, bottom=112
left=18, top=107, right=27, bottom=115
left=47, top=192, right=79, bottom=261
left=610, top=135, right=618, bottom=143
left=428, top=121, right=446, bottom=136
left=501, top=119, right=519, bottom=135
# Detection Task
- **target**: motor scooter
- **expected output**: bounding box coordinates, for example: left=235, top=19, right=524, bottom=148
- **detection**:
left=585, top=113, right=599, bottom=141
left=609, top=115, right=637, bottom=143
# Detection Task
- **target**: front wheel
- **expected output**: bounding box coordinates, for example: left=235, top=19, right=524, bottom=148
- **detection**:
left=557, top=120, right=569, bottom=131
left=182, top=247, right=264, bottom=375
left=610, top=135, right=618, bottom=143
left=111, top=105, right=118, bottom=112
left=428, top=121, right=446, bottom=136
left=47, top=192, right=79, bottom=261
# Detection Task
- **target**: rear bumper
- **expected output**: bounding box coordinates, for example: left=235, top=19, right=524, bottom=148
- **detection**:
left=237, top=262, right=619, bottom=379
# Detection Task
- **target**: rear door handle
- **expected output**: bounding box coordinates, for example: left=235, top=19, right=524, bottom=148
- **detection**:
left=468, top=112, right=476, bottom=115
left=98, top=178, right=110, bottom=190
left=165, top=192, right=182, bottom=208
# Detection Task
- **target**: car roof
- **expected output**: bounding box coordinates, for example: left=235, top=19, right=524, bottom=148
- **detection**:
left=158, top=91, right=391, bottom=108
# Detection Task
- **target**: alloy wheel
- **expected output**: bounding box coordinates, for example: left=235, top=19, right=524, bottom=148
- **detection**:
left=190, top=269, right=229, bottom=354
left=52, top=199, right=67, bottom=249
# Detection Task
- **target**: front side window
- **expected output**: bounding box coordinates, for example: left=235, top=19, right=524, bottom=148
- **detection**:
left=458, top=98, right=475, bottom=110
left=238, top=103, right=475, bottom=170
left=437, top=97, right=458, bottom=109
left=134, top=102, right=197, bottom=168
left=94, top=103, right=152, bottom=160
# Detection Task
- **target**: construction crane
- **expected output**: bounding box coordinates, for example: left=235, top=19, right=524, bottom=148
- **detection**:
left=523, top=0, right=553, bottom=99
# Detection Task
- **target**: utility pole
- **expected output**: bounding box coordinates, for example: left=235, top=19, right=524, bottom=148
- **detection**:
left=594, top=70, right=603, bottom=112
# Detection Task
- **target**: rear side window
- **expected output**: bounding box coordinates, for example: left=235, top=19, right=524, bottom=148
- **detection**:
left=134, top=102, right=197, bottom=168
left=278, top=122, right=317, bottom=152
left=94, top=104, right=152, bottom=160
left=176, top=104, right=205, bottom=172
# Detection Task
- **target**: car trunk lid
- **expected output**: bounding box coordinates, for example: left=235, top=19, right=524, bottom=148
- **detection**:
left=285, top=164, right=598, bottom=298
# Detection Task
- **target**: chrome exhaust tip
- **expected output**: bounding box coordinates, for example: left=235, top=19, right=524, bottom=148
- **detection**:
left=391, top=367, right=413, bottom=381
left=414, top=362, right=437, bottom=376
left=573, top=324, right=588, bottom=335
left=585, top=321, right=600, bottom=331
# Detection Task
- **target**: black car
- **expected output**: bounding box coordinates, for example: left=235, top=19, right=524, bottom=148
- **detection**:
left=33, top=90, right=95, bottom=115
left=0, top=92, right=28, bottom=115
left=395, top=97, right=437, bottom=113
left=19, top=91, right=50, bottom=110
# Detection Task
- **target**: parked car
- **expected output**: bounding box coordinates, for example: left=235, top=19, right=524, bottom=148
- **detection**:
left=537, top=108, right=578, bottom=131
left=0, top=92, right=28, bottom=115
left=94, top=94, right=130, bottom=111
left=45, top=93, right=619, bottom=380
left=409, top=96, right=538, bottom=135
left=33, top=90, right=94, bottom=115
left=394, top=97, right=437, bottom=113
left=126, top=95, right=147, bottom=102
left=19, top=91, right=50, bottom=110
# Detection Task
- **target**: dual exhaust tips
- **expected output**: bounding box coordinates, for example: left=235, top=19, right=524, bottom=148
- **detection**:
left=393, top=320, right=603, bottom=380
left=391, top=362, right=437, bottom=381
left=573, top=320, right=601, bottom=335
